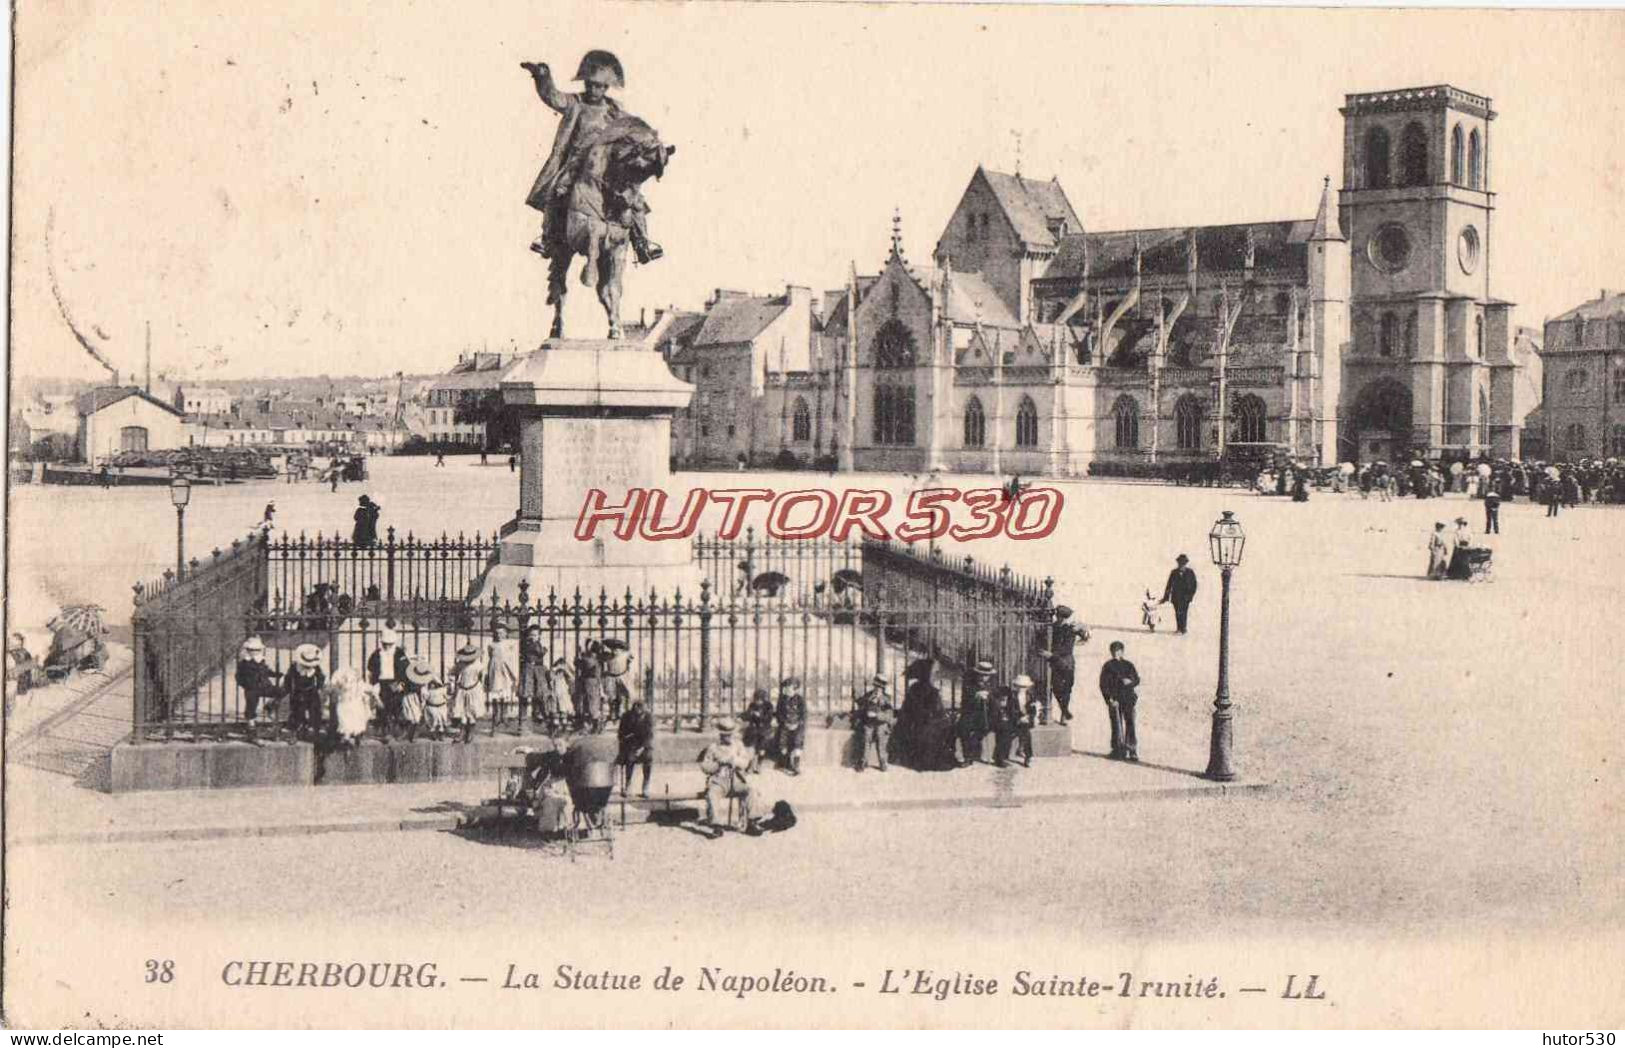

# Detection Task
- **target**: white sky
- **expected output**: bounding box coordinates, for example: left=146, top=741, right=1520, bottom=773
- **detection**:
left=10, top=1, right=1625, bottom=381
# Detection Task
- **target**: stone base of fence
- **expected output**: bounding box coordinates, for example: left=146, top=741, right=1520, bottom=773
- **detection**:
left=107, top=724, right=1073, bottom=792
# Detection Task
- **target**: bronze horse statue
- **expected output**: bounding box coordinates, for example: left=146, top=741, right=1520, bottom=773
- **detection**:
left=544, top=116, right=674, bottom=340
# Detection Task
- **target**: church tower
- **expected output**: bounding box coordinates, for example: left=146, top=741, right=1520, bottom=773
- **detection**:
left=1338, top=85, right=1511, bottom=458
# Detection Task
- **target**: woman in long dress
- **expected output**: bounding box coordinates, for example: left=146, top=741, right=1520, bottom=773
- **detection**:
left=1427, top=522, right=1450, bottom=580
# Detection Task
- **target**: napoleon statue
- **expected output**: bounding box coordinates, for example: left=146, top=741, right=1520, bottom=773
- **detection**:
left=522, top=51, right=674, bottom=341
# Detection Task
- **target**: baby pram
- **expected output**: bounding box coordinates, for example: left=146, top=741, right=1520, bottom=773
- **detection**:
left=1462, top=546, right=1493, bottom=583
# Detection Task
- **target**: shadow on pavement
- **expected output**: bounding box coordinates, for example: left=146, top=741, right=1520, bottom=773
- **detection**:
left=1071, top=748, right=1210, bottom=781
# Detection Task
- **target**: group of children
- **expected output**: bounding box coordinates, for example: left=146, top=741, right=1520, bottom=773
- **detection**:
left=234, top=623, right=637, bottom=748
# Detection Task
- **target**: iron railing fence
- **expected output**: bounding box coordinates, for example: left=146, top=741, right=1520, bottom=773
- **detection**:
left=131, top=532, right=270, bottom=733
left=131, top=530, right=1059, bottom=739
left=693, top=528, right=860, bottom=600
left=860, top=539, right=1055, bottom=690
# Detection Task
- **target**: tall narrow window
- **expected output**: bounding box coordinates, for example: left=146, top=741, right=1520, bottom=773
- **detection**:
left=1112, top=395, right=1140, bottom=449
left=963, top=396, right=986, bottom=447
left=1233, top=394, right=1268, bottom=443
left=791, top=397, right=811, bottom=442
left=1467, top=129, right=1482, bottom=189
left=1380, top=312, right=1399, bottom=357
left=1400, top=122, right=1429, bottom=187
left=1015, top=396, right=1039, bottom=447
left=1365, top=126, right=1391, bottom=189
left=1175, top=395, right=1204, bottom=450
left=873, top=385, right=916, bottom=446
left=1450, top=124, right=1465, bottom=184
left=1474, top=315, right=1484, bottom=358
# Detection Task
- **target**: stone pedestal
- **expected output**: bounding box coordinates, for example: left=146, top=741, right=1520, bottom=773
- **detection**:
left=469, top=339, right=699, bottom=604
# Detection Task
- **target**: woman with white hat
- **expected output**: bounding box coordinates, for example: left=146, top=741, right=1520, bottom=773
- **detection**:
left=450, top=643, right=487, bottom=744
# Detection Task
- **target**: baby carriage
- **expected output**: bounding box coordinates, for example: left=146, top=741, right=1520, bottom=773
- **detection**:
left=1463, top=547, right=1494, bottom=583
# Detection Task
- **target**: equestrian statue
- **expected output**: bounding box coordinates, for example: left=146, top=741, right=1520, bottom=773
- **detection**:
left=523, top=51, right=673, bottom=340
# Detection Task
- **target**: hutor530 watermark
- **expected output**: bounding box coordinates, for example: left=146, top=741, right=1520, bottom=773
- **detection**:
left=574, top=487, right=1064, bottom=543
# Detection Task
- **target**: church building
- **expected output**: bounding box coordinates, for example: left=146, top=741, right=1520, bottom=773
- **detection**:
left=669, top=85, right=1537, bottom=474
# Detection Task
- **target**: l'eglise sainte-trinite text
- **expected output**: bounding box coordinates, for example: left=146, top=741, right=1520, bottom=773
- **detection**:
left=878, top=969, right=1223, bottom=999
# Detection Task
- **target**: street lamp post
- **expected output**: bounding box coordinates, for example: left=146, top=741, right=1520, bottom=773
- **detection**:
left=170, top=475, right=191, bottom=576
left=1206, top=510, right=1246, bottom=781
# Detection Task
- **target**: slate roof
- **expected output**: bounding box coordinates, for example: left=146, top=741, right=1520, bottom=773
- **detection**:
left=75, top=386, right=184, bottom=418
left=978, top=168, right=1084, bottom=251
left=942, top=270, right=1019, bottom=328
left=692, top=295, right=789, bottom=347
left=1550, top=291, right=1625, bottom=322
left=1043, top=219, right=1315, bottom=283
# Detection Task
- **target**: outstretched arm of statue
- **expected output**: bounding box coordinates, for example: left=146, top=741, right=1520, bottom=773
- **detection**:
left=523, top=61, right=571, bottom=113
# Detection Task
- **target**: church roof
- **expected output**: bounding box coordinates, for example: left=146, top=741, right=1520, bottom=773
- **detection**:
left=1043, top=219, right=1314, bottom=283
left=942, top=269, right=1019, bottom=328
left=819, top=276, right=881, bottom=335
left=977, top=168, right=1084, bottom=251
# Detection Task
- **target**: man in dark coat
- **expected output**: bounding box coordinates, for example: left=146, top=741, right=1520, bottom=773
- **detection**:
left=1043, top=607, right=1089, bottom=723
left=1098, top=641, right=1142, bottom=761
left=615, top=696, right=654, bottom=798
left=1161, top=554, right=1199, bottom=634
left=365, top=627, right=410, bottom=741
left=956, top=678, right=991, bottom=767
left=1484, top=489, right=1502, bottom=534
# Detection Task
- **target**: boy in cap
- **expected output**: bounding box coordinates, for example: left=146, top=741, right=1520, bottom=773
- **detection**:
left=775, top=676, right=808, bottom=775
left=957, top=668, right=992, bottom=767
left=519, top=624, right=549, bottom=728
left=851, top=673, right=895, bottom=772
left=1042, top=606, right=1090, bottom=724
left=1098, top=641, right=1141, bottom=761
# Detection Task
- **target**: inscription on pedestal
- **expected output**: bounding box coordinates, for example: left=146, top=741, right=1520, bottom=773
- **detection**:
left=540, top=416, right=666, bottom=520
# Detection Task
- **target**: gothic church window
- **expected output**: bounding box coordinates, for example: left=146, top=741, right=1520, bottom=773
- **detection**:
left=1364, top=126, right=1391, bottom=189
left=1565, top=423, right=1586, bottom=452
left=1175, top=396, right=1204, bottom=451
left=1232, top=394, right=1268, bottom=443
left=1400, top=122, right=1429, bottom=187
left=964, top=396, right=986, bottom=447
left=791, top=397, right=811, bottom=442
left=1468, top=129, right=1483, bottom=189
left=1451, top=124, right=1465, bottom=184
left=873, top=319, right=918, bottom=368
left=1111, top=395, right=1140, bottom=449
left=1015, top=396, right=1039, bottom=447
left=1478, top=389, right=1490, bottom=448
left=1380, top=312, right=1399, bottom=357
left=873, top=385, right=916, bottom=446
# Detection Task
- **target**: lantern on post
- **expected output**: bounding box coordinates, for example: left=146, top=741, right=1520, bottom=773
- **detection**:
left=169, top=474, right=192, bottom=576
left=1205, top=510, right=1245, bottom=781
